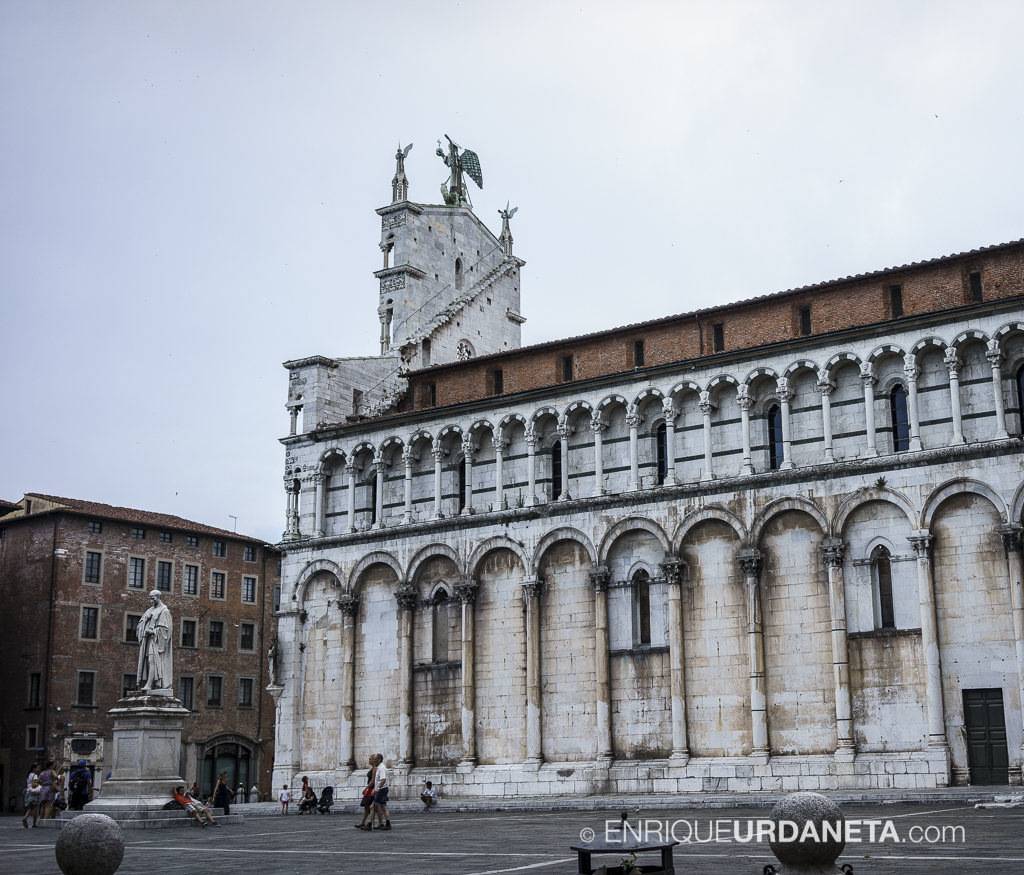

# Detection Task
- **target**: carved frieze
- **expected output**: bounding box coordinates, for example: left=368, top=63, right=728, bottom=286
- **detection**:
left=381, top=276, right=406, bottom=295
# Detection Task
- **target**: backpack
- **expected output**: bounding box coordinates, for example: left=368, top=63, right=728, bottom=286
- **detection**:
left=69, top=771, right=88, bottom=794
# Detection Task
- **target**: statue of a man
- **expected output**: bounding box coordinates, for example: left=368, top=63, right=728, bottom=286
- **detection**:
left=136, top=590, right=173, bottom=692
left=268, top=637, right=279, bottom=686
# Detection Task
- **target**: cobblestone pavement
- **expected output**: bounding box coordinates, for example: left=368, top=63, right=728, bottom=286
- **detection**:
left=4, top=803, right=1022, bottom=874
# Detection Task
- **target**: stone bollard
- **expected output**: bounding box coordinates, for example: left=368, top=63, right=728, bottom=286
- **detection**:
left=764, top=792, right=851, bottom=875
left=55, top=813, right=125, bottom=875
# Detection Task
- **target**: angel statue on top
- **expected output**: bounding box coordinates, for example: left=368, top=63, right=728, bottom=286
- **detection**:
left=436, top=135, right=483, bottom=207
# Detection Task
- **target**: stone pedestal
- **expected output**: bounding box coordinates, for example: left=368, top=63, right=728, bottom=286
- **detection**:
left=86, top=691, right=190, bottom=811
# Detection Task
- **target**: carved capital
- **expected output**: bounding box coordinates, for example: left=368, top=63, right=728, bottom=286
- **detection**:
left=337, top=592, right=360, bottom=618
left=816, top=377, right=835, bottom=397
left=372, top=451, right=386, bottom=474
left=625, top=408, right=642, bottom=431
left=859, top=363, right=877, bottom=387
left=521, top=578, right=544, bottom=601
left=461, top=437, right=475, bottom=463
left=591, top=414, right=607, bottom=434
left=943, top=347, right=960, bottom=377
left=999, top=523, right=1023, bottom=553
left=820, top=537, right=846, bottom=568
left=986, top=339, right=1004, bottom=368
left=588, top=564, right=611, bottom=593
left=453, top=576, right=478, bottom=605
left=401, top=446, right=414, bottom=466
left=344, top=460, right=356, bottom=476
left=659, top=557, right=687, bottom=586
left=737, top=387, right=753, bottom=411
left=557, top=414, right=573, bottom=441
left=908, top=533, right=932, bottom=559
left=395, top=583, right=418, bottom=611
left=661, top=397, right=677, bottom=420
left=776, top=379, right=794, bottom=403
left=524, top=424, right=537, bottom=449
left=736, top=548, right=763, bottom=578
left=492, top=433, right=508, bottom=452
left=698, top=390, right=716, bottom=415
left=431, top=443, right=447, bottom=463
left=903, top=362, right=920, bottom=382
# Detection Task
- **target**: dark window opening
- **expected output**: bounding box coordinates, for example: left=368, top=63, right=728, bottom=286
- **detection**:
left=656, top=422, right=668, bottom=485
left=799, top=306, right=812, bottom=336
left=890, top=384, right=910, bottom=452
left=125, top=613, right=140, bottom=642
left=238, top=678, right=254, bottom=708
left=873, top=546, right=896, bottom=629
left=432, top=590, right=450, bottom=663
left=634, top=570, right=651, bottom=646
left=181, top=619, right=196, bottom=648
left=244, top=546, right=256, bottom=562
left=768, top=405, right=784, bottom=470
left=562, top=355, right=573, bottom=382
left=713, top=323, right=725, bottom=352
left=87, top=521, right=102, bottom=534
left=970, top=271, right=983, bottom=303
left=890, top=284, right=904, bottom=318
left=76, top=671, right=95, bottom=706
left=122, top=674, right=137, bottom=698
left=427, top=383, right=436, bottom=407
left=240, top=623, right=255, bottom=651
left=634, top=339, right=645, bottom=367
left=179, top=676, right=194, bottom=710
left=370, top=476, right=378, bottom=524
left=492, top=368, right=504, bottom=395
left=213, top=540, right=225, bottom=558
left=159, top=532, right=173, bottom=544
left=81, top=607, right=98, bottom=640
left=551, top=440, right=562, bottom=499
left=206, top=675, right=223, bottom=707
left=455, top=257, right=464, bottom=291
left=157, top=560, right=172, bottom=591
left=28, top=672, right=41, bottom=708
left=209, top=621, right=224, bottom=649
left=1017, top=365, right=1024, bottom=435
left=131, top=527, right=145, bottom=540
left=84, top=551, right=102, bottom=584
left=186, top=536, right=199, bottom=547
left=353, top=389, right=363, bottom=414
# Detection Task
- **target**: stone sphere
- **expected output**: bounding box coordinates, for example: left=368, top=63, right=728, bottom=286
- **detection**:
left=768, top=791, right=845, bottom=866
left=55, top=814, right=125, bottom=875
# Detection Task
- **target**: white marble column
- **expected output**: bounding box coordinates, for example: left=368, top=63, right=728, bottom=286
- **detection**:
left=313, top=473, right=325, bottom=538
left=525, top=425, right=538, bottom=507
left=556, top=414, right=573, bottom=500
left=860, top=364, right=879, bottom=457
left=372, top=452, right=385, bottom=529
left=699, top=391, right=716, bottom=481
left=817, top=377, right=835, bottom=462
left=283, top=478, right=300, bottom=540
left=821, top=538, right=854, bottom=760
left=432, top=444, right=445, bottom=519
left=455, top=576, right=479, bottom=770
left=660, top=558, right=689, bottom=765
left=738, top=387, right=754, bottom=475
left=493, top=430, right=506, bottom=509
left=523, top=578, right=544, bottom=770
left=396, top=584, right=417, bottom=766
left=904, top=354, right=923, bottom=452
left=998, top=524, right=1024, bottom=768
left=288, top=405, right=300, bottom=436
left=778, top=378, right=795, bottom=469
left=738, top=548, right=769, bottom=758
left=987, top=340, right=1009, bottom=440
left=402, top=447, right=414, bottom=524
left=338, top=593, right=360, bottom=772
left=626, top=405, right=641, bottom=491
left=591, top=415, right=607, bottom=496
left=908, top=533, right=949, bottom=752
left=661, top=397, right=679, bottom=486
left=589, top=565, right=613, bottom=761
left=944, top=348, right=966, bottom=446
left=345, top=460, right=356, bottom=533
left=461, top=437, right=475, bottom=515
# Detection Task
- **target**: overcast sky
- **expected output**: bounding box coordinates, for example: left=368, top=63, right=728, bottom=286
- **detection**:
left=2, top=1, right=1023, bottom=542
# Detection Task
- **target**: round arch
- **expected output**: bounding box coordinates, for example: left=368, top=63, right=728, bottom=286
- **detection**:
left=743, top=366, right=780, bottom=388
left=632, top=387, right=664, bottom=407
left=951, top=328, right=991, bottom=352
left=1009, top=479, right=1024, bottom=526
left=378, top=435, right=405, bottom=453
left=293, top=558, right=345, bottom=606
left=832, top=487, right=918, bottom=537
left=672, top=506, right=747, bottom=554
left=349, top=550, right=405, bottom=592
left=317, top=447, right=347, bottom=474
left=782, top=359, right=821, bottom=380
left=909, top=336, right=948, bottom=360
left=468, top=419, right=494, bottom=437
left=822, top=352, right=862, bottom=379
left=563, top=399, right=593, bottom=419
left=436, top=424, right=464, bottom=442
left=920, top=477, right=1008, bottom=531
left=532, top=526, right=598, bottom=575
left=750, top=496, right=829, bottom=544
left=668, top=380, right=702, bottom=401
left=467, top=535, right=530, bottom=579
left=993, top=321, right=1024, bottom=348
left=598, top=515, right=672, bottom=565
left=407, top=543, right=463, bottom=588
left=866, top=343, right=908, bottom=365
left=498, top=412, right=528, bottom=431
left=350, top=440, right=376, bottom=458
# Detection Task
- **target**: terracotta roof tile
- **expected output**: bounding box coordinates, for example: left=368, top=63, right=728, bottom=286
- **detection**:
left=20, top=493, right=269, bottom=545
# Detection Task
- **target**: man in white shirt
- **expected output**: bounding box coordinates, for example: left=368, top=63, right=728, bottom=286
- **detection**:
left=371, top=754, right=391, bottom=830
left=421, top=780, right=438, bottom=810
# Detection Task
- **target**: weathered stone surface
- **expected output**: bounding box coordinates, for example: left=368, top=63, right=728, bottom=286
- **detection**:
left=768, top=791, right=845, bottom=868
left=55, top=813, right=125, bottom=875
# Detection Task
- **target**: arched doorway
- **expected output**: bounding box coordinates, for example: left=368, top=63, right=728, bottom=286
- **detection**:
left=201, top=737, right=254, bottom=798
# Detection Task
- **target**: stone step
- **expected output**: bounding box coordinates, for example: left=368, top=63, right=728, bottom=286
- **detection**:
left=39, top=808, right=241, bottom=829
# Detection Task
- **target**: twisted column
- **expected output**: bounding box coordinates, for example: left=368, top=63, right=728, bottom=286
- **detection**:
left=821, top=538, right=854, bottom=759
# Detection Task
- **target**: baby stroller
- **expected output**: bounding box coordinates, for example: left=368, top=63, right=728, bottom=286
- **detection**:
left=316, top=786, right=334, bottom=814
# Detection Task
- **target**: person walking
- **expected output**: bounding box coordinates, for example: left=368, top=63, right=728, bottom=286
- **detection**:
left=53, top=767, right=67, bottom=815
left=37, top=762, right=57, bottom=820
left=213, top=771, right=234, bottom=815
left=68, top=760, right=92, bottom=811
left=24, top=763, right=38, bottom=814
left=354, top=757, right=376, bottom=830
left=371, top=754, right=391, bottom=831
left=23, top=779, right=41, bottom=827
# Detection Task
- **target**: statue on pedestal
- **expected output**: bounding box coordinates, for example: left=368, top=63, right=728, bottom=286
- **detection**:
left=136, top=590, right=173, bottom=692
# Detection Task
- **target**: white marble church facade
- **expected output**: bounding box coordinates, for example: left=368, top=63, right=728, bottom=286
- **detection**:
left=270, top=155, right=1024, bottom=797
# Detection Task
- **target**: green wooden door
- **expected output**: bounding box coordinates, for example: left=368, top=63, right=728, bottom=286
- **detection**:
left=962, top=688, right=1009, bottom=785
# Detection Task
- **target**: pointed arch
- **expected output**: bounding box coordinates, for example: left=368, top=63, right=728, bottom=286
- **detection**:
left=832, top=486, right=918, bottom=537
left=293, top=558, right=345, bottom=606
left=920, top=477, right=1008, bottom=531
left=672, top=506, right=747, bottom=554
left=750, top=496, right=829, bottom=545
left=532, top=526, right=597, bottom=575
left=598, top=515, right=672, bottom=565
left=349, top=550, right=404, bottom=592
left=467, top=535, right=530, bottom=579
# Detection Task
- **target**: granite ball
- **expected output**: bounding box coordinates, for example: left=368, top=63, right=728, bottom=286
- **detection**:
left=768, top=791, right=845, bottom=866
left=55, top=814, right=125, bottom=875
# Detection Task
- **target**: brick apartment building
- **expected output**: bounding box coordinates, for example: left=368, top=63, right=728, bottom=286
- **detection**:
left=0, top=494, right=280, bottom=811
